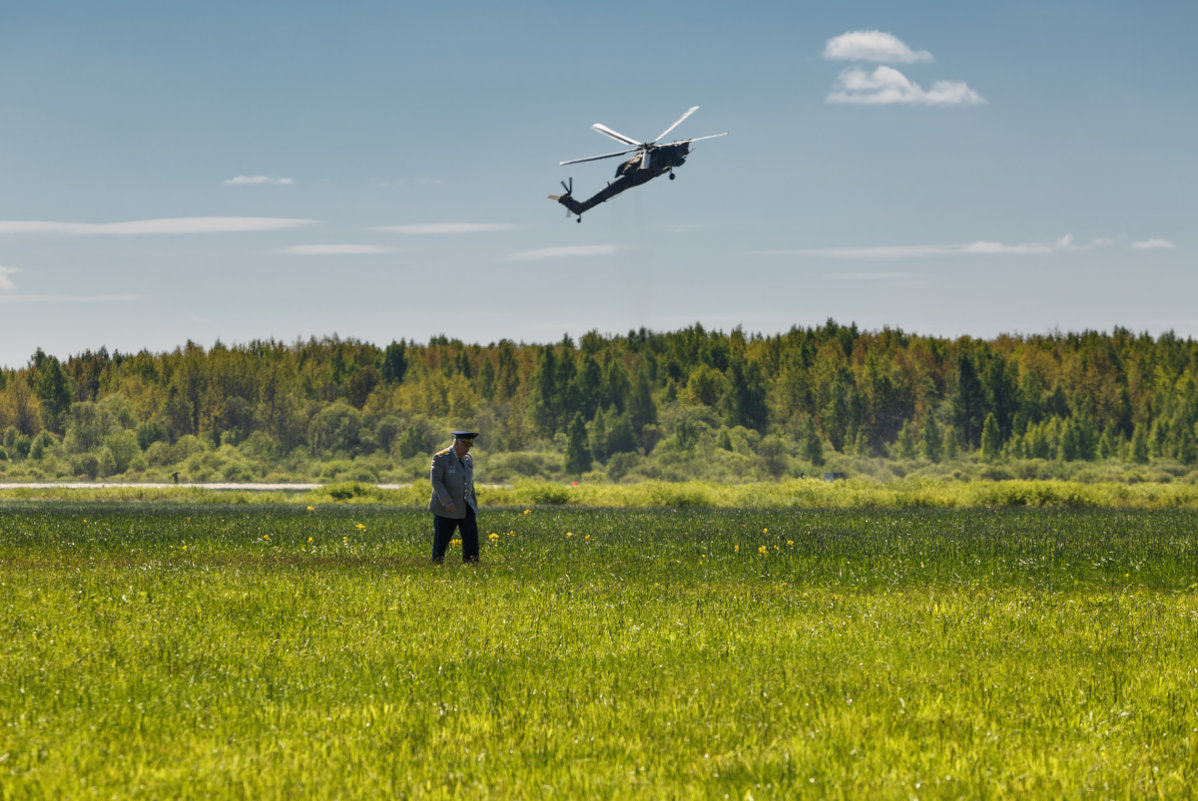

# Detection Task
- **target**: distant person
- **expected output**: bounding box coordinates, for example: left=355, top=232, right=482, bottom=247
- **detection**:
left=428, top=430, right=480, bottom=563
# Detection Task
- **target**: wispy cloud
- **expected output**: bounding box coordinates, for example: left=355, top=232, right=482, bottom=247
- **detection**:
left=0, top=217, right=318, bottom=235
left=378, top=223, right=520, bottom=235
left=224, top=175, right=294, bottom=186
left=0, top=293, right=143, bottom=304
left=756, top=234, right=1113, bottom=259
left=0, top=266, right=17, bottom=291
left=282, top=244, right=396, bottom=255
left=506, top=245, right=619, bottom=261
left=1131, top=238, right=1175, bottom=250
left=823, top=271, right=923, bottom=280
left=824, top=30, right=933, bottom=63
left=827, top=66, right=984, bottom=106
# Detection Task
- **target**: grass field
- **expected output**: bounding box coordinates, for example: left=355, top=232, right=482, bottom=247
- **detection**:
left=3, top=502, right=1198, bottom=799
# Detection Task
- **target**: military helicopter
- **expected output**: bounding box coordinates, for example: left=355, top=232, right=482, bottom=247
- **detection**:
left=549, top=106, right=726, bottom=222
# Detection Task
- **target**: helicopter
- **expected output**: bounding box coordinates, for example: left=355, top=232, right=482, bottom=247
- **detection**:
left=549, top=106, right=726, bottom=222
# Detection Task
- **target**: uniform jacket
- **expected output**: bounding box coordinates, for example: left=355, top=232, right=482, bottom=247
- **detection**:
left=428, top=446, right=476, bottom=518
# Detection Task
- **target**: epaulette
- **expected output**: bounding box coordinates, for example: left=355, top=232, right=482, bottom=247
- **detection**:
left=435, top=448, right=452, bottom=457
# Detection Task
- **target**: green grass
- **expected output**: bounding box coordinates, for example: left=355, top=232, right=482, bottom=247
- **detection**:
left=3, top=504, right=1198, bottom=798
left=5, top=475, right=1198, bottom=509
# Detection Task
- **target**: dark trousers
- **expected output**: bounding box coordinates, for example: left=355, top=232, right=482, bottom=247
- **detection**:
left=432, top=507, right=479, bottom=563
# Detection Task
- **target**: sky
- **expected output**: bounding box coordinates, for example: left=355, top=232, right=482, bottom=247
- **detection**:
left=1, top=0, right=1194, bottom=368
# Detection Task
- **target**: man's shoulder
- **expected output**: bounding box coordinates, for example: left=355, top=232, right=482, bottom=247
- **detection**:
left=433, top=448, right=452, bottom=458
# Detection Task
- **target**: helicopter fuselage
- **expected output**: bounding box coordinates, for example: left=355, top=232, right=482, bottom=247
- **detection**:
left=550, top=142, right=691, bottom=221
left=550, top=106, right=724, bottom=221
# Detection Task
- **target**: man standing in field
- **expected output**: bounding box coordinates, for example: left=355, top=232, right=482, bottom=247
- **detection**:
left=428, top=430, right=480, bottom=563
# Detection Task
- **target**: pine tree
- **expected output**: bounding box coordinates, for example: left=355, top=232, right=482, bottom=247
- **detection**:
left=802, top=418, right=824, bottom=466
left=895, top=420, right=917, bottom=460
left=941, top=425, right=959, bottom=461
left=564, top=413, right=592, bottom=476
left=981, top=413, right=1001, bottom=461
left=921, top=415, right=942, bottom=463
left=1131, top=423, right=1150, bottom=464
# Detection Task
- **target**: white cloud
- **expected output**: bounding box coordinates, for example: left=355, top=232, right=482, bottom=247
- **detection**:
left=0, top=217, right=318, bottom=235
left=225, top=175, right=294, bottom=186
left=1131, top=238, right=1175, bottom=250
left=378, top=223, right=520, bottom=235
left=823, top=30, right=934, bottom=63
left=824, top=271, right=922, bottom=280
left=827, top=66, right=985, bottom=106
left=756, top=235, right=1113, bottom=259
left=0, top=293, right=142, bottom=304
left=506, top=245, right=618, bottom=261
left=283, top=244, right=395, bottom=255
left=0, top=266, right=17, bottom=290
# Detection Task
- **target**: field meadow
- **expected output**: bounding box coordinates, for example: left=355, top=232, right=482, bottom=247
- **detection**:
left=3, top=500, right=1198, bottom=799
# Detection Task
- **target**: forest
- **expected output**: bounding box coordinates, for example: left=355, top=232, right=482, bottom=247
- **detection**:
left=2, top=320, right=1197, bottom=485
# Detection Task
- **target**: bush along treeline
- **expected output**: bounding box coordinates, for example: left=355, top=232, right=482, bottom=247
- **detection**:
left=2, top=320, right=1198, bottom=485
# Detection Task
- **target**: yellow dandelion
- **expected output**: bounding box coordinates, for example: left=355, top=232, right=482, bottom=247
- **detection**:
left=734, top=544, right=740, bottom=553
left=523, top=509, right=531, bottom=515
left=355, top=523, right=366, bottom=530
left=787, top=540, right=794, bottom=546
left=307, top=536, right=314, bottom=543
left=306, top=505, right=316, bottom=512
left=584, top=534, right=591, bottom=540
left=342, top=536, right=348, bottom=542
left=263, top=534, right=270, bottom=541
left=566, top=531, right=573, bottom=537
left=451, top=538, right=461, bottom=546
left=758, top=545, right=768, bottom=555
left=489, top=533, right=499, bottom=540
left=182, top=544, right=187, bottom=550
left=763, top=528, right=768, bottom=534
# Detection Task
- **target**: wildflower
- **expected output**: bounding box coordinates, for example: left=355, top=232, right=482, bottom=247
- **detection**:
left=734, top=544, right=740, bottom=553
left=523, top=509, right=531, bottom=515
left=489, top=533, right=499, bottom=540
left=306, top=505, right=316, bottom=512
left=787, top=540, right=794, bottom=546
left=763, top=528, right=768, bottom=534
left=263, top=534, right=270, bottom=541
left=758, top=545, right=768, bottom=555
left=181, top=544, right=187, bottom=551
left=566, top=531, right=574, bottom=537
left=355, top=523, right=366, bottom=531
left=342, top=536, right=348, bottom=542
left=307, top=536, right=314, bottom=543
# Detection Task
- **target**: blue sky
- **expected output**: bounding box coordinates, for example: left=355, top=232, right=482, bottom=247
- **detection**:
left=1, top=0, right=1194, bottom=368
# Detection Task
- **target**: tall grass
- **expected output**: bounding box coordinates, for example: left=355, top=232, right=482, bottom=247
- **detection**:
left=5, top=476, right=1198, bottom=509
left=3, top=504, right=1197, bottom=798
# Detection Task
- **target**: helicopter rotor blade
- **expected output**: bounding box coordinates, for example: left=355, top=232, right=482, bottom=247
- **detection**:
left=653, top=106, right=699, bottom=143
left=591, top=123, right=641, bottom=147
left=560, top=148, right=637, bottom=166
left=669, top=133, right=729, bottom=146
left=640, top=149, right=651, bottom=170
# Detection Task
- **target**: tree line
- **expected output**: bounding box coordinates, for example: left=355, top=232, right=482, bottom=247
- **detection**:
left=1, top=321, right=1197, bottom=481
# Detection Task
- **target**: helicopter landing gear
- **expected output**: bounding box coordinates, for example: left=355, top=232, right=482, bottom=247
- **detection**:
left=669, top=171, right=676, bottom=180
left=576, top=217, right=582, bottom=223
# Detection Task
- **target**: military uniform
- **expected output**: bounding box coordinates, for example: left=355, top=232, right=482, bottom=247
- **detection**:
left=429, top=431, right=479, bottom=563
